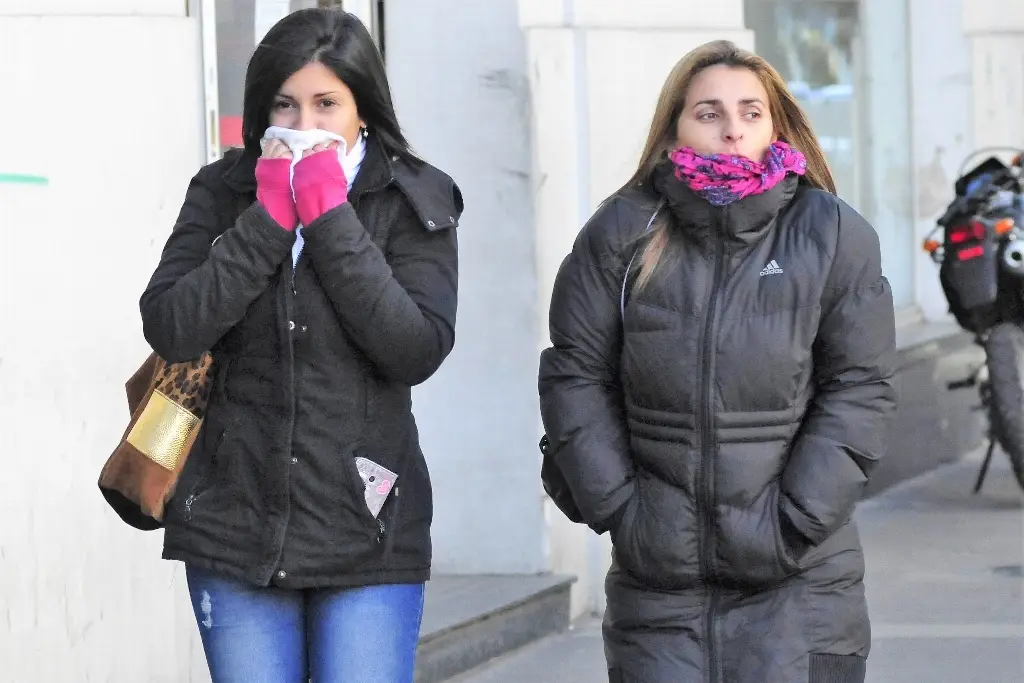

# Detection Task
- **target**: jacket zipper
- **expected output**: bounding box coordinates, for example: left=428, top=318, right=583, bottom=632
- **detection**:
left=291, top=240, right=300, bottom=294
left=184, top=482, right=209, bottom=522
left=183, top=414, right=228, bottom=523
left=698, top=216, right=727, bottom=683
left=379, top=444, right=414, bottom=556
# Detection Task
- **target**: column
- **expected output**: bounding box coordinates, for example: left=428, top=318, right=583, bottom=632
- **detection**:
left=964, top=0, right=1024, bottom=150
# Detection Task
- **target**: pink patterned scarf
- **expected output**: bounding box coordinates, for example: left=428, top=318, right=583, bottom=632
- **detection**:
left=668, top=140, right=807, bottom=207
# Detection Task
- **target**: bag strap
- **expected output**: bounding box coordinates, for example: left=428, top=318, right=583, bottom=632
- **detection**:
left=620, top=201, right=664, bottom=322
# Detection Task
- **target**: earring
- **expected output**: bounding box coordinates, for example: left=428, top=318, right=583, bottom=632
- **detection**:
left=360, top=125, right=369, bottom=139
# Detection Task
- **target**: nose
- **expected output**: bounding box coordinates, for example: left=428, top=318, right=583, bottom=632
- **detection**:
left=722, top=117, right=743, bottom=143
left=296, top=105, right=316, bottom=131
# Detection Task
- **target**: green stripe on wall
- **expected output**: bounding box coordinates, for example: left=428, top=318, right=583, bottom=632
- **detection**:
left=0, top=173, right=49, bottom=186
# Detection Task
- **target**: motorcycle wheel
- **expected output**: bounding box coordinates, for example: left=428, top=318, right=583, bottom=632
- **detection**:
left=983, top=322, right=1024, bottom=491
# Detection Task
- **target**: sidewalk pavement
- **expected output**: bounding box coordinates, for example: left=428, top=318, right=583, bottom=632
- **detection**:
left=453, top=447, right=1024, bottom=683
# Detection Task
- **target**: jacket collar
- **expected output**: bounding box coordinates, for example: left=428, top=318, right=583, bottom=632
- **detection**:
left=651, top=159, right=800, bottom=251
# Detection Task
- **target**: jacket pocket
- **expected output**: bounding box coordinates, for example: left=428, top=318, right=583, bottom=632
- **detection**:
left=714, top=480, right=806, bottom=587
left=611, top=469, right=700, bottom=590
left=179, top=421, right=227, bottom=522
left=185, top=356, right=233, bottom=508
left=361, top=360, right=376, bottom=421
left=178, top=378, right=238, bottom=523
left=378, top=437, right=418, bottom=557
left=808, top=653, right=866, bottom=683
left=343, top=445, right=386, bottom=534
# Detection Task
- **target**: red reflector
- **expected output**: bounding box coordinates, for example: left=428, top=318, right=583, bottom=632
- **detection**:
left=950, top=222, right=987, bottom=244
left=950, top=228, right=972, bottom=244
left=958, top=245, right=985, bottom=261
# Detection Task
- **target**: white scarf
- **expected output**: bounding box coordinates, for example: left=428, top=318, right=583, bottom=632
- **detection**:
left=261, top=126, right=367, bottom=267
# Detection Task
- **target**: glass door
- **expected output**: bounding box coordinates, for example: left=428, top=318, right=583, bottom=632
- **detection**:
left=187, top=0, right=222, bottom=163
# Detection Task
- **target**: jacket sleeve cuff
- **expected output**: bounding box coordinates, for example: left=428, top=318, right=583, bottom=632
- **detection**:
left=236, top=202, right=298, bottom=256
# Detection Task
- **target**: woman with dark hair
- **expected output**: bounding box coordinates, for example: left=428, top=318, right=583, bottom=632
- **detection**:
left=140, top=9, right=462, bottom=682
left=539, top=40, right=895, bottom=682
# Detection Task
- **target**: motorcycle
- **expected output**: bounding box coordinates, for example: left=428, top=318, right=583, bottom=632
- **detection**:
left=923, top=148, right=1024, bottom=492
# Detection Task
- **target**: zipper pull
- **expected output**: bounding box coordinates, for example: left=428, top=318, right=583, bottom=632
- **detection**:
left=376, top=519, right=386, bottom=543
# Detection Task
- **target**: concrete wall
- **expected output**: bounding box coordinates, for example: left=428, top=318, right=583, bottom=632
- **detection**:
left=519, top=0, right=752, bottom=616
left=861, top=0, right=916, bottom=309
left=909, top=0, right=974, bottom=322
left=0, top=3, right=209, bottom=681
left=1, top=0, right=184, bottom=14
left=964, top=0, right=1024, bottom=150
left=385, top=0, right=546, bottom=574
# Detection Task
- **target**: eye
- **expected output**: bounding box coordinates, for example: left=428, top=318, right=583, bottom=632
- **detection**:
left=697, top=111, right=718, bottom=121
left=744, top=111, right=763, bottom=120
left=318, top=99, right=338, bottom=108
left=272, top=100, right=293, bottom=110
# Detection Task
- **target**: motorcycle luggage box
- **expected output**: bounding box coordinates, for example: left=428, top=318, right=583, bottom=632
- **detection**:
left=941, top=243, right=1000, bottom=311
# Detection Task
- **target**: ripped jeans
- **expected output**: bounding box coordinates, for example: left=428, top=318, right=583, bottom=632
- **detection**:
left=185, top=565, right=425, bottom=683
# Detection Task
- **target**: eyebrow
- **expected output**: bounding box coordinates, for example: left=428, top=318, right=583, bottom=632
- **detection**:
left=692, top=97, right=765, bottom=108
left=274, top=91, right=341, bottom=100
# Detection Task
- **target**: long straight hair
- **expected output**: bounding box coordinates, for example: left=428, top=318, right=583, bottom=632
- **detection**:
left=626, top=40, right=835, bottom=290
left=241, top=8, right=413, bottom=160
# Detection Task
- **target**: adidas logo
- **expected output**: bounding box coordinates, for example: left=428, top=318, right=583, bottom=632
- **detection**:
left=760, top=260, right=784, bottom=276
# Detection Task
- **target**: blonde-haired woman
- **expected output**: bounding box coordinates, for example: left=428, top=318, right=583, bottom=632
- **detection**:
left=539, top=40, right=896, bottom=683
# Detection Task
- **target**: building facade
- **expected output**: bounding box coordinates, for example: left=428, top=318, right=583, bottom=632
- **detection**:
left=2, top=0, right=1024, bottom=679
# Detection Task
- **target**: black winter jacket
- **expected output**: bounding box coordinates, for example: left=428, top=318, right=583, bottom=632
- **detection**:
left=539, top=173, right=896, bottom=683
left=141, top=139, right=462, bottom=589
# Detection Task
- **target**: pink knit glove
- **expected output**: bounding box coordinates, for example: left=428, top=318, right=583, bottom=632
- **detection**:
left=293, top=149, right=349, bottom=226
left=255, top=157, right=298, bottom=231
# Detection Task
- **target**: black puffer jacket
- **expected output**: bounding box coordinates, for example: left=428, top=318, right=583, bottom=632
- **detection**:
left=539, top=171, right=896, bottom=683
left=141, top=139, right=462, bottom=589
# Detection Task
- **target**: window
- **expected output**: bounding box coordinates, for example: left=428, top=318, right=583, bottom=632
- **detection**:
left=745, top=0, right=915, bottom=308
left=746, top=0, right=860, bottom=203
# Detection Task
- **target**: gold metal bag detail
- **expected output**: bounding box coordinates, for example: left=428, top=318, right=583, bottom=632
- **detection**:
left=98, top=352, right=216, bottom=530
left=126, top=390, right=202, bottom=471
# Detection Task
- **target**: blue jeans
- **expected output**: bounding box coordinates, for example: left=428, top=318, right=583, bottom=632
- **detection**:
left=186, top=565, right=425, bottom=683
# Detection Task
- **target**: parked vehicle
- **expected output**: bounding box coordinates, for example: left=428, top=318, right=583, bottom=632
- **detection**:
left=923, top=148, right=1024, bottom=492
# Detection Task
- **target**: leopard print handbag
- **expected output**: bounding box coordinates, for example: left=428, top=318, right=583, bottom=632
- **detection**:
left=98, top=352, right=216, bottom=530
